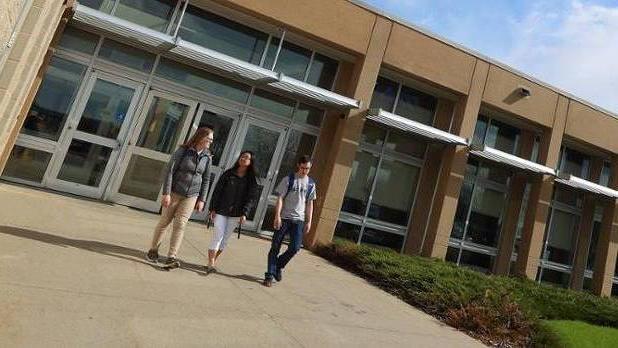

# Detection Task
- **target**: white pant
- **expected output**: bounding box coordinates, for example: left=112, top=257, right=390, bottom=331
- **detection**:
left=209, top=214, right=240, bottom=250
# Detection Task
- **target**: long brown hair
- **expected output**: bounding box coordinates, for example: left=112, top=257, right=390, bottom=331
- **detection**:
left=183, top=127, right=213, bottom=150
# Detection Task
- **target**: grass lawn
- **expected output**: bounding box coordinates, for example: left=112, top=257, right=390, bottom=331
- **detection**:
left=544, top=320, right=618, bottom=348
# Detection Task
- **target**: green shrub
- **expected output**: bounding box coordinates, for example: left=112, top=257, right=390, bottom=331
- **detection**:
left=315, top=240, right=618, bottom=347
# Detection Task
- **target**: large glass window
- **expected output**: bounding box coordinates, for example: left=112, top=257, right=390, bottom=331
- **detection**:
left=155, top=58, right=251, bottom=104
left=81, top=0, right=115, bottom=13
left=473, top=115, right=520, bottom=155
left=98, top=39, right=156, bottom=73
left=544, top=209, right=579, bottom=266
left=136, top=97, right=191, bottom=154
left=179, top=5, right=268, bottom=65
left=369, top=76, right=437, bottom=126
left=2, top=146, right=52, bottom=183
left=249, top=89, right=296, bottom=118
left=194, top=110, right=235, bottom=166
left=267, top=38, right=312, bottom=81
left=58, top=26, right=99, bottom=55
left=342, top=151, right=378, bottom=216
left=273, top=130, right=317, bottom=190
left=21, top=58, right=87, bottom=141
left=306, top=53, right=338, bottom=90
left=560, top=147, right=590, bottom=179
left=114, top=0, right=176, bottom=32
left=368, top=158, right=420, bottom=225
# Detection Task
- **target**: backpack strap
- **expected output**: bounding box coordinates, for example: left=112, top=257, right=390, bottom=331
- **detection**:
left=284, top=173, right=295, bottom=199
left=306, top=177, right=315, bottom=201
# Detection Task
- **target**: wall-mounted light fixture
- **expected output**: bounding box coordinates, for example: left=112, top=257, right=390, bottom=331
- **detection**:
left=517, top=85, right=532, bottom=98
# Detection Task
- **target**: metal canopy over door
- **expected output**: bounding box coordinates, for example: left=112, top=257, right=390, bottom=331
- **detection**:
left=108, top=89, right=198, bottom=212
left=45, top=71, right=144, bottom=198
left=228, top=117, right=287, bottom=231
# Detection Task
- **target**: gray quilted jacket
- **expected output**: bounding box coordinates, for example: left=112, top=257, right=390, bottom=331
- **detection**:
left=162, top=146, right=211, bottom=202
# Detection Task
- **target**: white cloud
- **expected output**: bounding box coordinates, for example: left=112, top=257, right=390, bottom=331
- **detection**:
left=504, top=1, right=618, bottom=114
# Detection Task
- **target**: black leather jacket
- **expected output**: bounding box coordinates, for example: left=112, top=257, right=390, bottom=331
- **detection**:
left=209, top=169, right=258, bottom=217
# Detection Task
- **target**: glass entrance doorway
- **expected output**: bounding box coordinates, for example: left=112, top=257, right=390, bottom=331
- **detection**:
left=45, top=71, right=143, bottom=198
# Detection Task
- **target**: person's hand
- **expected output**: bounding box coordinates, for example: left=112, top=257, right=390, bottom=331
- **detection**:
left=209, top=210, right=216, bottom=222
left=195, top=200, right=205, bottom=212
left=239, top=215, right=247, bottom=225
left=274, top=215, right=282, bottom=230
left=161, top=194, right=171, bottom=208
left=303, top=222, right=311, bottom=234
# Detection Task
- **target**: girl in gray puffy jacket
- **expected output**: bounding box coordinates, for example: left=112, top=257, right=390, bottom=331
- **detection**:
left=145, top=127, right=214, bottom=269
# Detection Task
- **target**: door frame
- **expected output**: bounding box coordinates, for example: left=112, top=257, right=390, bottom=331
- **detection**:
left=43, top=70, right=144, bottom=198
left=106, top=88, right=199, bottom=211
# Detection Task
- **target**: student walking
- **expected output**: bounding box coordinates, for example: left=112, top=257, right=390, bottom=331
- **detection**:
left=145, top=127, right=214, bottom=269
left=263, top=156, right=316, bottom=287
left=207, top=151, right=258, bottom=272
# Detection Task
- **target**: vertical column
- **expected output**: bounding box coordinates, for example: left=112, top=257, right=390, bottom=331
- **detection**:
left=514, top=96, right=568, bottom=279
left=403, top=99, right=454, bottom=255
left=592, top=157, right=618, bottom=296
left=305, top=17, right=392, bottom=248
left=493, top=131, right=535, bottom=275
left=421, top=59, right=489, bottom=259
left=0, top=1, right=74, bottom=171
left=570, top=159, right=603, bottom=290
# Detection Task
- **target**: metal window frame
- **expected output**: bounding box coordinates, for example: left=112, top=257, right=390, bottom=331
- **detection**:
left=555, top=172, right=618, bottom=199
left=469, top=143, right=556, bottom=176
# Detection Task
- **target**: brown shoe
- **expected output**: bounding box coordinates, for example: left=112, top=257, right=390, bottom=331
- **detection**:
left=263, top=278, right=273, bottom=287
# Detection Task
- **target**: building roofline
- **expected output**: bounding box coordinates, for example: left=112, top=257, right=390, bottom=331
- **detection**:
left=348, top=0, right=618, bottom=120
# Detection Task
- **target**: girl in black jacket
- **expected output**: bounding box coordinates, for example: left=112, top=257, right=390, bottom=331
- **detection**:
left=206, top=150, right=258, bottom=271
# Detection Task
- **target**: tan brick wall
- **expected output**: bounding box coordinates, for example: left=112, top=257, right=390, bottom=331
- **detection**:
left=0, top=0, right=27, bottom=61
left=0, top=0, right=67, bottom=167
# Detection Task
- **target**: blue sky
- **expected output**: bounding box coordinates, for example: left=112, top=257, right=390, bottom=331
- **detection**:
left=363, top=0, right=618, bottom=114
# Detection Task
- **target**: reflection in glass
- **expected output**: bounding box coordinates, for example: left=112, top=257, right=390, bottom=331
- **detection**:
left=385, top=131, right=427, bottom=158
left=294, top=104, right=324, bottom=127
left=180, top=5, right=267, bottom=64
left=334, top=221, right=361, bottom=243
left=273, top=131, right=317, bottom=193
left=196, top=111, right=234, bottom=166
left=58, top=26, right=99, bottom=55
left=586, top=219, right=602, bottom=270
left=137, top=97, right=190, bottom=154
left=98, top=39, right=156, bottom=73
left=360, top=227, right=404, bottom=251
left=241, top=124, right=280, bottom=179
left=77, top=79, right=135, bottom=139
left=472, top=115, right=489, bottom=145
left=370, top=76, right=398, bottom=112
left=540, top=268, right=570, bottom=288
left=341, top=151, right=378, bottom=216
left=306, top=53, right=338, bottom=89
left=368, top=158, right=420, bottom=225
left=114, top=0, right=175, bottom=32
left=80, top=0, right=114, bottom=13
left=3, top=146, right=52, bottom=183
left=545, top=209, right=579, bottom=265
left=446, top=246, right=460, bottom=264
left=484, top=119, right=520, bottom=155
left=269, top=39, right=312, bottom=80
left=459, top=250, right=494, bottom=274
left=250, top=89, right=295, bottom=117
left=22, top=58, right=86, bottom=141
left=118, top=155, right=167, bottom=201
left=57, top=140, right=112, bottom=187
left=451, top=180, right=474, bottom=240
left=561, top=147, right=590, bottom=179
left=465, top=186, right=506, bottom=247
left=360, top=122, right=386, bottom=147
left=394, top=85, right=437, bottom=125
left=155, top=58, right=251, bottom=104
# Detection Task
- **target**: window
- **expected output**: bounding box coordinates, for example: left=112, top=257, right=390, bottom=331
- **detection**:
left=370, top=76, right=438, bottom=126
left=559, top=147, right=590, bottom=179
left=179, top=5, right=268, bottom=65
left=155, top=58, right=251, bottom=104
left=249, top=89, right=296, bottom=118
left=3, top=146, right=52, bottom=183
left=58, top=26, right=99, bottom=55
left=114, top=0, right=176, bottom=32
left=544, top=209, right=579, bottom=266
left=267, top=38, right=312, bottom=80
left=473, top=115, right=521, bottom=155
left=600, top=162, right=611, bottom=187
left=98, top=39, right=156, bottom=73
left=21, top=58, right=87, bottom=141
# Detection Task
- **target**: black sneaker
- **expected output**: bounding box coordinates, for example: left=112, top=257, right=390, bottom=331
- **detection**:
left=164, top=257, right=180, bottom=269
left=146, top=249, right=158, bottom=262
left=274, top=268, right=282, bottom=282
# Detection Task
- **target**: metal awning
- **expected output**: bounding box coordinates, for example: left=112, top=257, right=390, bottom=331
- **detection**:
left=555, top=172, right=618, bottom=199
left=71, top=4, right=360, bottom=109
left=469, top=144, right=556, bottom=176
left=366, top=109, right=468, bottom=145
left=72, top=4, right=175, bottom=50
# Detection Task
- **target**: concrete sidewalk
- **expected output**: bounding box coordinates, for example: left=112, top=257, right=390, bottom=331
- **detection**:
left=0, top=183, right=484, bottom=347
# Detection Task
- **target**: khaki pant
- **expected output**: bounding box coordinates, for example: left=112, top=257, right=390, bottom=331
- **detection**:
left=150, top=193, right=198, bottom=258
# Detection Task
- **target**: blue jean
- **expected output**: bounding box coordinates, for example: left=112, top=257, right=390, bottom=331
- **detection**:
left=266, top=219, right=304, bottom=279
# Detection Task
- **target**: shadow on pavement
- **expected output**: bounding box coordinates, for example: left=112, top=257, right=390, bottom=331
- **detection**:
left=0, top=225, right=263, bottom=283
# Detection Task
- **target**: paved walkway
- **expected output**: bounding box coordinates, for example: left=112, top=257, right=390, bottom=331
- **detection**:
left=0, top=183, right=484, bottom=347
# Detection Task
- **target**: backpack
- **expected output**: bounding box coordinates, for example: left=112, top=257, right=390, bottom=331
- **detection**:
left=285, top=173, right=315, bottom=201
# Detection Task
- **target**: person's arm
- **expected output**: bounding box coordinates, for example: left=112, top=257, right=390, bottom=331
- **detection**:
left=303, top=200, right=314, bottom=234
left=162, top=148, right=182, bottom=207
left=240, top=177, right=258, bottom=224
left=196, top=156, right=211, bottom=210
left=273, top=177, right=287, bottom=230
left=208, top=170, right=227, bottom=216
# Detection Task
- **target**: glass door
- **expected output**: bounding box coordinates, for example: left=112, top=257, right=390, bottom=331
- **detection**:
left=186, top=103, right=241, bottom=221
left=45, top=71, right=143, bottom=198
left=228, top=117, right=287, bottom=230
left=107, top=89, right=198, bottom=211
